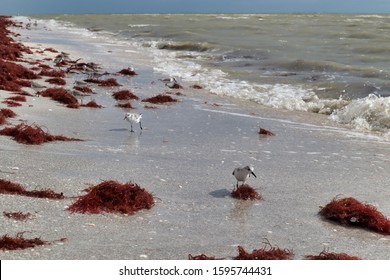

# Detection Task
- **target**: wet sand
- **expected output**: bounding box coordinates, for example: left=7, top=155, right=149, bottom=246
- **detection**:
left=1, top=18, right=390, bottom=260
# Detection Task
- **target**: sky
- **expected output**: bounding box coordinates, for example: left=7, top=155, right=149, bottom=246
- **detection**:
left=2, top=0, right=390, bottom=15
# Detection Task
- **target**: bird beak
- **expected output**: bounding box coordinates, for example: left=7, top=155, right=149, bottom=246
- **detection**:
left=123, top=116, right=126, bottom=120
left=251, top=172, right=257, bottom=178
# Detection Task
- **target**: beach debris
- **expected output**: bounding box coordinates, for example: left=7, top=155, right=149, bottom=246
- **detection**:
left=142, top=94, right=178, bottom=104
left=231, top=184, right=262, bottom=200
left=2, top=100, right=22, bottom=107
left=0, top=108, right=17, bottom=119
left=112, top=90, right=139, bottom=101
left=124, top=112, right=142, bottom=132
left=5, top=96, right=27, bottom=103
left=38, top=69, right=65, bottom=78
left=45, top=77, right=66, bottom=85
left=319, top=197, right=390, bottom=235
left=234, top=240, right=293, bottom=260
left=259, top=127, right=275, bottom=137
left=188, top=254, right=222, bottom=260
left=3, top=211, right=32, bottom=221
left=0, top=123, right=82, bottom=145
left=38, top=88, right=79, bottom=108
left=116, top=102, right=135, bottom=109
left=0, top=16, right=33, bottom=61
left=118, top=67, right=137, bottom=76
left=81, top=100, right=103, bottom=108
left=0, top=59, right=39, bottom=92
left=0, top=233, right=48, bottom=251
left=67, top=180, right=154, bottom=215
left=0, top=179, right=65, bottom=199
left=73, top=86, right=93, bottom=94
left=305, top=249, right=361, bottom=260
left=98, top=78, right=121, bottom=87
left=190, top=84, right=203, bottom=89
left=0, top=232, right=66, bottom=251
left=0, top=113, right=6, bottom=125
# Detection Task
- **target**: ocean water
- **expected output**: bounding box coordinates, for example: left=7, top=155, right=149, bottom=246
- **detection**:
left=32, top=14, right=390, bottom=136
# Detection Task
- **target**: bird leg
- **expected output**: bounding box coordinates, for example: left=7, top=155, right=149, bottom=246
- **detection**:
left=130, top=124, right=134, bottom=133
left=139, top=121, right=143, bottom=130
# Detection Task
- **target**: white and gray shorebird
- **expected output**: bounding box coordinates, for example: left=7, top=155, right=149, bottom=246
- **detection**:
left=159, top=77, right=177, bottom=86
left=232, top=165, right=257, bottom=188
left=124, top=113, right=143, bottom=132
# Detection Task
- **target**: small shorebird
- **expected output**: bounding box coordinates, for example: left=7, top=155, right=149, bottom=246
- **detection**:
left=68, top=89, right=90, bottom=104
left=159, top=77, right=177, bottom=86
left=232, top=165, right=257, bottom=188
left=30, top=81, right=47, bottom=95
left=124, top=113, right=143, bottom=132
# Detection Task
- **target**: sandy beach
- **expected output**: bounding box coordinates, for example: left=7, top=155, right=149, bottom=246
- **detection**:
left=1, top=16, right=390, bottom=260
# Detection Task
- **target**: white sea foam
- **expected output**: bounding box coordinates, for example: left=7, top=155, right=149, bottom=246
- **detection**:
left=330, top=94, right=390, bottom=134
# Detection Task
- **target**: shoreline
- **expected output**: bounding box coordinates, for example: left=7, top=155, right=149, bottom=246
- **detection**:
left=1, top=16, right=390, bottom=260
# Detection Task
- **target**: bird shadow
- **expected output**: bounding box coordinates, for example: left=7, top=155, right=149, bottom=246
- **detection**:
left=109, top=128, right=128, bottom=132
left=209, top=188, right=232, bottom=198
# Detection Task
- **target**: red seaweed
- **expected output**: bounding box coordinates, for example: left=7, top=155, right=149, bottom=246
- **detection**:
left=38, top=88, right=78, bottom=107
left=2, top=100, right=22, bottom=107
left=45, top=77, right=66, bottom=85
left=6, top=95, right=26, bottom=102
left=319, top=197, right=390, bottom=235
left=112, top=90, right=139, bottom=101
left=0, top=179, right=64, bottom=199
left=234, top=240, right=293, bottom=260
left=116, top=102, right=135, bottom=109
left=142, top=94, right=178, bottom=104
left=305, top=249, right=361, bottom=260
left=0, top=233, right=48, bottom=251
left=98, top=78, right=121, bottom=87
left=67, top=180, right=154, bottom=215
left=0, top=123, right=82, bottom=145
left=231, top=184, right=262, bottom=200
left=0, top=232, right=66, bottom=251
left=0, top=108, right=17, bottom=118
left=3, top=211, right=32, bottom=221
left=81, top=101, right=103, bottom=108
left=259, top=127, right=275, bottom=137
left=38, top=69, right=65, bottom=78
left=188, top=254, right=221, bottom=260
left=73, top=86, right=93, bottom=93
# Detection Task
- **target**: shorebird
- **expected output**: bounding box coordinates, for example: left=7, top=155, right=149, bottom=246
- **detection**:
left=159, top=77, right=177, bottom=87
left=124, top=113, right=143, bottom=132
left=68, top=89, right=90, bottom=104
left=232, top=165, right=257, bottom=188
left=30, top=81, right=47, bottom=94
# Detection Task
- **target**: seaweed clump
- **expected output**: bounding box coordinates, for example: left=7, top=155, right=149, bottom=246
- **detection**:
left=305, top=249, right=360, bottom=260
left=3, top=211, right=32, bottom=221
left=259, top=127, right=275, bottom=137
left=0, top=233, right=48, bottom=251
left=0, top=108, right=16, bottom=125
left=0, top=179, right=64, bottom=199
left=188, top=254, right=221, bottom=260
left=81, top=101, right=103, bottom=108
left=38, top=88, right=78, bottom=108
left=231, top=184, right=262, bottom=200
left=67, top=180, right=154, bottom=215
left=319, top=197, right=390, bottom=235
left=0, top=123, right=82, bottom=145
left=142, top=94, right=178, bottom=104
left=234, top=241, right=293, bottom=260
left=112, top=90, right=139, bottom=101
